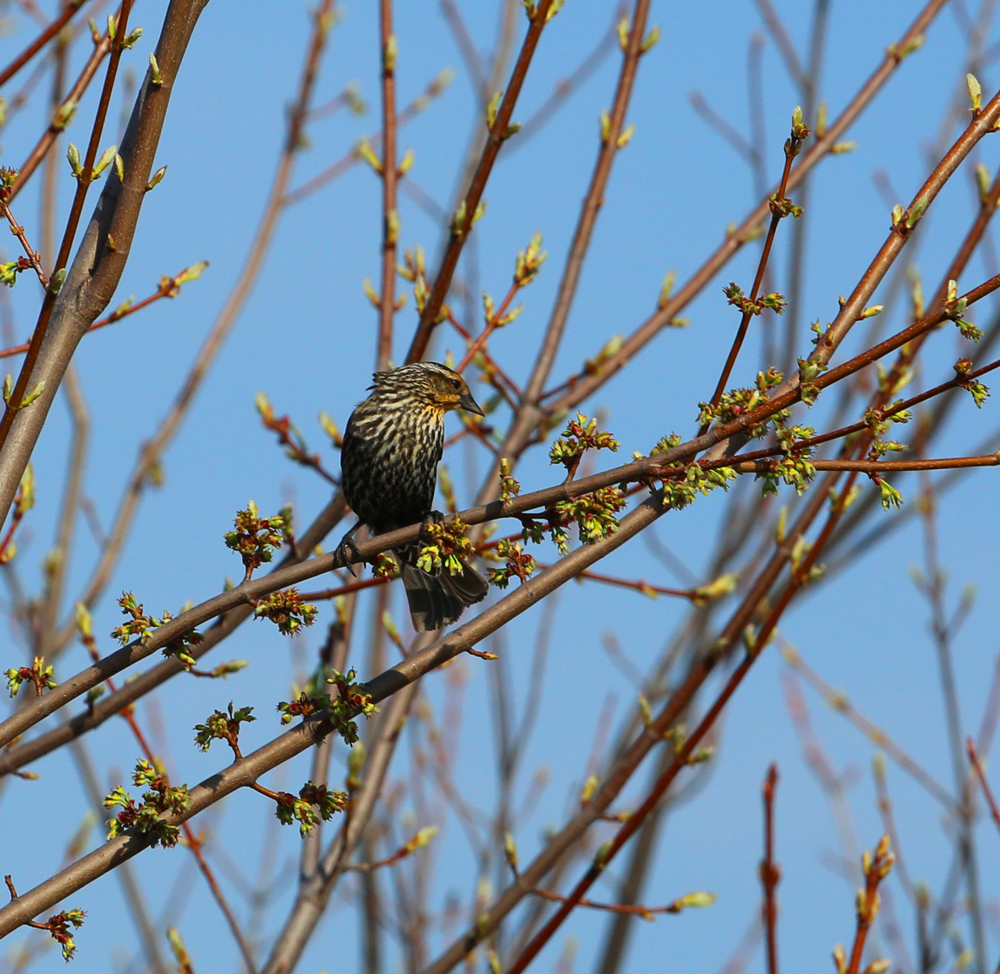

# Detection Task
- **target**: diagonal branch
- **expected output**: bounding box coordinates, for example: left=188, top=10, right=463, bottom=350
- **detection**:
left=544, top=0, right=950, bottom=417
left=405, top=0, right=556, bottom=363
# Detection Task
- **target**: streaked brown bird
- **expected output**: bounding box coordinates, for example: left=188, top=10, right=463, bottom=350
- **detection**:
left=340, top=361, right=489, bottom=631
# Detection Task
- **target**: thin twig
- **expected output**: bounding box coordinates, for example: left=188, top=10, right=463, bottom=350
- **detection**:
left=441, top=0, right=487, bottom=99
left=0, top=0, right=133, bottom=449
left=780, top=640, right=953, bottom=807
left=283, top=70, right=452, bottom=206
left=761, top=764, right=780, bottom=974
left=0, top=199, right=48, bottom=287
left=843, top=837, right=894, bottom=974
left=699, top=118, right=802, bottom=435
left=10, top=31, right=113, bottom=202
left=376, top=0, right=398, bottom=371
left=405, top=0, right=557, bottom=362
left=0, top=0, right=83, bottom=89
left=967, top=738, right=1000, bottom=836
left=542, top=0, right=951, bottom=417
left=750, top=0, right=808, bottom=92
left=0, top=266, right=200, bottom=361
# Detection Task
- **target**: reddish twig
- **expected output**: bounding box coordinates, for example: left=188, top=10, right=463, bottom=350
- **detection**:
left=344, top=827, right=434, bottom=873
left=0, top=0, right=83, bottom=89
left=541, top=0, right=952, bottom=418
left=376, top=0, right=398, bottom=371
left=405, top=0, right=556, bottom=362
left=528, top=884, right=710, bottom=919
left=0, top=508, right=21, bottom=564
left=534, top=561, right=696, bottom=599
left=9, top=32, right=113, bottom=203
left=0, top=0, right=133, bottom=449
left=455, top=273, right=530, bottom=376
left=725, top=354, right=1000, bottom=468
left=700, top=114, right=805, bottom=436
left=0, top=264, right=208, bottom=362
left=761, top=764, right=780, bottom=974
left=840, top=836, right=894, bottom=974
left=257, top=404, right=339, bottom=487
left=299, top=575, right=390, bottom=602
left=445, top=309, right=522, bottom=403
left=0, top=199, right=48, bottom=288
left=967, top=738, right=1000, bottom=837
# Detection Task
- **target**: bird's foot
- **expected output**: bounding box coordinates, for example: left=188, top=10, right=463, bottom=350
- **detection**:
left=335, top=528, right=363, bottom=578
left=420, top=510, right=445, bottom=540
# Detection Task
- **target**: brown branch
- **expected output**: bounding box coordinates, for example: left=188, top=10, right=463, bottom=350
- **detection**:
left=0, top=265, right=200, bottom=361
left=11, top=31, right=117, bottom=203
left=967, top=738, right=1000, bottom=837
left=0, top=0, right=134, bottom=451
left=495, top=448, right=866, bottom=973
left=502, top=0, right=653, bottom=456
left=842, top=837, right=895, bottom=974
left=0, top=0, right=83, bottom=89
left=6, top=275, right=1000, bottom=755
left=543, top=0, right=951, bottom=417
left=0, top=498, right=348, bottom=777
left=761, top=764, right=780, bottom=974
left=376, top=0, right=398, bottom=371
left=699, top=120, right=802, bottom=435
left=732, top=454, right=1000, bottom=475
left=41, top=0, right=338, bottom=656
left=728, top=354, right=1000, bottom=468
left=0, top=490, right=667, bottom=931
left=262, top=679, right=420, bottom=972
left=0, top=199, right=48, bottom=288
left=405, top=0, right=556, bottom=363
left=417, top=55, right=990, bottom=974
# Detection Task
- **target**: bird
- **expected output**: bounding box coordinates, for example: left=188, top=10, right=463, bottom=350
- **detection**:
left=339, top=361, right=489, bottom=632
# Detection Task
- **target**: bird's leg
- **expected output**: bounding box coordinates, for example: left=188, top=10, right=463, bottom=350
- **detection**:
left=335, top=521, right=364, bottom=578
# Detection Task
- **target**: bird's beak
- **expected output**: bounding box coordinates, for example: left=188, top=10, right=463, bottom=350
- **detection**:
left=458, top=390, right=485, bottom=416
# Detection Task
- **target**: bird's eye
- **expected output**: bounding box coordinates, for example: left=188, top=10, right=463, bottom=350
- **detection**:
left=451, top=379, right=461, bottom=390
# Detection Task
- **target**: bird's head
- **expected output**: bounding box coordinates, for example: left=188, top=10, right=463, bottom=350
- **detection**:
left=372, top=362, right=484, bottom=416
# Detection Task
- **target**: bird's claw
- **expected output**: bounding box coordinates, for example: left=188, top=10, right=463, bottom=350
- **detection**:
left=420, top=510, right=445, bottom=540
left=335, top=532, right=363, bottom=578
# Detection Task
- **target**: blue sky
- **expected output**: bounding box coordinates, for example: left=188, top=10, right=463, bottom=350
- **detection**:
left=3, top=1, right=1000, bottom=973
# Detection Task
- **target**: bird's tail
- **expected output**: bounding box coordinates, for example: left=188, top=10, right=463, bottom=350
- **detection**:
left=397, top=546, right=488, bottom=632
